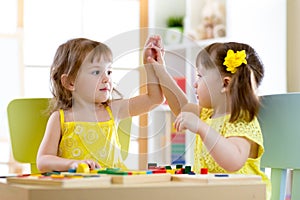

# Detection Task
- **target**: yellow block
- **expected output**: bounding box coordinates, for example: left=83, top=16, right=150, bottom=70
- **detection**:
left=76, top=163, right=90, bottom=173
left=90, top=169, right=99, bottom=174
left=166, top=169, right=176, bottom=174
left=50, top=174, right=65, bottom=179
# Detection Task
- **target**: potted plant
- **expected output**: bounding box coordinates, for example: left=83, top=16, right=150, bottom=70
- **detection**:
left=167, top=16, right=184, bottom=32
left=165, top=16, right=184, bottom=45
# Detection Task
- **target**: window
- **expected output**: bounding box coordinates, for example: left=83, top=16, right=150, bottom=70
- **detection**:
left=0, top=0, right=18, bottom=34
left=0, top=0, right=22, bottom=173
left=23, top=0, right=140, bottom=96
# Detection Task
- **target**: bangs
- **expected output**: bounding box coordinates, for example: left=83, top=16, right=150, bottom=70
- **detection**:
left=196, top=47, right=215, bottom=70
left=196, top=43, right=227, bottom=73
left=88, top=44, right=113, bottom=63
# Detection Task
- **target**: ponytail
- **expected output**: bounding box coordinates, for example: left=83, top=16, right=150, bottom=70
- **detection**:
left=229, top=64, right=260, bottom=122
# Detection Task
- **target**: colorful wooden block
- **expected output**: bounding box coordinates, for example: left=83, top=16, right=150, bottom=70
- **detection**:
left=76, top=163, right=90, bottom=173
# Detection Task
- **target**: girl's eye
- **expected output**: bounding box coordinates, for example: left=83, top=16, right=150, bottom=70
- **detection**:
left=197, top=74, right=202, bottom=78
left=107, top=70, right=112, bottom=75
left=92, top=70, right=100, bottom=75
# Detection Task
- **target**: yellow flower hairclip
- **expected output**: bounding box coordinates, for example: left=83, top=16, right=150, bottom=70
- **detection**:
left=223, top=49, right=247, bottom=74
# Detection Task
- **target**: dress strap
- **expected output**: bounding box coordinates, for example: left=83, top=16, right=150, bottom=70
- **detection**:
left=105, top=105, right=115, bottom=121
left=59, top=109, right=65, bottom=131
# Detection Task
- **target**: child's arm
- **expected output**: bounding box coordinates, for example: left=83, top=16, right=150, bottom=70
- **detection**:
left=129, top=40, right=165, bottom=116
left=174, top=112, right=252, bottom=172
left=36, top=111, right=100, bottom=172
left=146, top=36, right=199, bottom=116
left=113, top=37, right=164, bottom=119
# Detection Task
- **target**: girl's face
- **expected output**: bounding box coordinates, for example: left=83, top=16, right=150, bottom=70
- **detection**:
left=194, top=64, right=223, bottom=109
left=73, top=59, right=113, bottom=104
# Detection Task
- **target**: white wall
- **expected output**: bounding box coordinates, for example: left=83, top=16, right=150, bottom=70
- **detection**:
left=226, top=0, right=287, bottom=95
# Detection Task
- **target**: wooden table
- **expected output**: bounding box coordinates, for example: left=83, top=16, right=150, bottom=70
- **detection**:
left=0, top=175, right=266, bottom=200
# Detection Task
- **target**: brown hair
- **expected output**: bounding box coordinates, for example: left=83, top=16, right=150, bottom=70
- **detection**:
left=49, top=38, right=113, bottom=113
left=196, top=42, right=264, bottom=122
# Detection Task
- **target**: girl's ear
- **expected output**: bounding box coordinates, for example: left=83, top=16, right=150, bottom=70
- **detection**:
left=61, top=74, right=75, bottom=91
left=221, top=76, right=231, bottom=93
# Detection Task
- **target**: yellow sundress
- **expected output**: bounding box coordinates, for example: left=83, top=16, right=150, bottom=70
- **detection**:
left=193, top=108, right=271, bottom=200
left=58, top=106, right=126, bottom=169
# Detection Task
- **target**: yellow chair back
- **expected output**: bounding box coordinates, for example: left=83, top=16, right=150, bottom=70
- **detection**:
left=7, top=98, right=50, bottom=173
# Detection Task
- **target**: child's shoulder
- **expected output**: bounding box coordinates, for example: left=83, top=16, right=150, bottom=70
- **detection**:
left=46, top=110, right=63, bottom=125
left=50, top=109, right=72, bottom=122
left=49, top=110, right=61, bottom=118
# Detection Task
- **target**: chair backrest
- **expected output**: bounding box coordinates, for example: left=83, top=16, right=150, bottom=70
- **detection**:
left=7, top=98, right=131, bottom=173
left=7, top=98, right=50, bottom=173
left=258, top=93, right=300, bottom=200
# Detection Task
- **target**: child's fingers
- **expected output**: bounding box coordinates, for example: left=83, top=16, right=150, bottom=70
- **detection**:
left=143, top=43, right=155, bottom=63
left=144, top=41, right=152, bottom=49
left=143, top=43, right=153, bottom=55
left=145, top=35, right=164, bottom=54
left=144, top=35, right=157, bottom=49
left=156, top=35, right=162, bottom=46
left=151, top=35, right=165, bottom=56
left=174, top=114, right=183, bottom=132
left=144, top=36, right=153, bottom=47
left=70, top=162, right=79, bottom=169
left=95, top=162, right=101, bottom=169
left=147, top=56, right=156, bottom=64
left=156, top=49, right=164, bottom=63
left=85, top=160, right=100, bottom=170
left=150, top=45, right=164, bottom=64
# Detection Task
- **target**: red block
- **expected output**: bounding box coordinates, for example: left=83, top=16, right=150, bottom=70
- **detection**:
left=152, top=169, right=167, bottom=174
left=174, top=77, right=186, bottom=93
left=171, top=133, right=185, bottom=143
left=200, top=168, right=208, bottom=174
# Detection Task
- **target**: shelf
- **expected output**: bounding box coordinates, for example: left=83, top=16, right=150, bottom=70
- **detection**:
left=165, top=37, right=228, bottom=52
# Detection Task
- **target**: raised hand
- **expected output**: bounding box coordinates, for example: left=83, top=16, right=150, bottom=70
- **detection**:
left=143, top=35, right=164, bottom=64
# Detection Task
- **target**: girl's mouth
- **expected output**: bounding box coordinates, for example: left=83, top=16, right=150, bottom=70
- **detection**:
left=100, top=88, right=109, bottom=91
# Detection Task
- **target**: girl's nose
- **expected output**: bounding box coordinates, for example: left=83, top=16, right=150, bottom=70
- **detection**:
left=193, top=81, right=197, bottom=88
left=102, top=72, right=109, bottom=83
